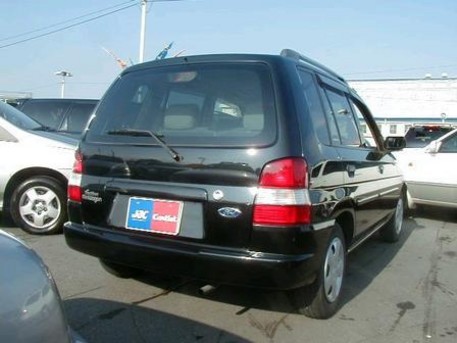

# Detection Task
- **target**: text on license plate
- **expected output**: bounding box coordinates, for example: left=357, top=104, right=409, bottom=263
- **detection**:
left=126, top=197, right=183, bottom=235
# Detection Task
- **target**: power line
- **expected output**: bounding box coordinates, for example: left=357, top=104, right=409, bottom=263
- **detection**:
left=0, top=1, right=136, bottom=43
left=0, top=2, right=137, bottom=49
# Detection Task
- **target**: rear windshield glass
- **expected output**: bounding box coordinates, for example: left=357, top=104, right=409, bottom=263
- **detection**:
left=404, top=126, right=454, bottom=148
left=86, top=63, right=276, bottom=146
left=19, top=101, right=69, bottom=130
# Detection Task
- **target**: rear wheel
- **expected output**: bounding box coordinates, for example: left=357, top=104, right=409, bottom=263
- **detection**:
left=10, top=176, right=66, bottom=235
left=99, top=259, right=142, bottom=279
left=380, top=192, right=405, bottom=243
left=289, top=224, right=346, bottom=319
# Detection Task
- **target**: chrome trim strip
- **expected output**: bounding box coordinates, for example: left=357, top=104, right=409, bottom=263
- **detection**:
left=313, top=219, right=336, bottom=231
left=380, top=187, right=400, bottom=196
left=357, top=194, right=378, bottom=205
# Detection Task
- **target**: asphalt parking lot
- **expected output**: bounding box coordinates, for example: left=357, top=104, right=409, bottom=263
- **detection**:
left=2, top=208, right=457, bottom=343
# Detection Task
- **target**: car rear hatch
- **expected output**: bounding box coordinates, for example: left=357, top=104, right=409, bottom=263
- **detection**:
left=69, top=59, right=306, bottom=251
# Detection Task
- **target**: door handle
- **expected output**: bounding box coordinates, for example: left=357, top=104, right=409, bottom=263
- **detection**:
left=346, top=164, right=356, bottom=178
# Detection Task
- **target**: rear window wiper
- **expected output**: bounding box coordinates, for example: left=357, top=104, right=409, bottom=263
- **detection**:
left=106, top=128, right=182, bottom=162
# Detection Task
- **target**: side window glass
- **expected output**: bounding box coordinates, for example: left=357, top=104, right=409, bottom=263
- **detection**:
left=440, top=134, right=457, bottom=152
left=350, top=98, right=378, bottom=148
left=298, top=70, right=329, bottom=145
left=324, top=89, right=361, bottom=146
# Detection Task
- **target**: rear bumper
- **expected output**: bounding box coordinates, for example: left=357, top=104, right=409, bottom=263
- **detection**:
left=64, top=222, right=319, bottom=290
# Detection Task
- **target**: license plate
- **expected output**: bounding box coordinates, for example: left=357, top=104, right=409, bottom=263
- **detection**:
left=125, top=197, right=183, bottom=235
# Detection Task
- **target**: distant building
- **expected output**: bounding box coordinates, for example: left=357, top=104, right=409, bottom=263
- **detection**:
left=349, top=76, right=457, bottom=136
left=0, top=91, right=32, bottom=106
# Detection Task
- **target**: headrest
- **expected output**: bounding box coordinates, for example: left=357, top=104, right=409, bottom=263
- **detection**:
left=163, top=104, right=199, bottom=130
left=243, top=114, right=264, bottom=131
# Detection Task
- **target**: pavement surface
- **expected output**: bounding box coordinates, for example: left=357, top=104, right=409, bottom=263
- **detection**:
left=2, top=207, right=457, bottom=343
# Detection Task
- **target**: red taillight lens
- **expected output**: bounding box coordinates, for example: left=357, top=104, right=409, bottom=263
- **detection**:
left=259, top=158, right=308, bottom=188
left=68, top=151, right=83, bottom=203
left=68, top=184, right=82, bottom=203
left=73, top=151, right=83, bottom=174
left=253, top=158, right=311, bottom=226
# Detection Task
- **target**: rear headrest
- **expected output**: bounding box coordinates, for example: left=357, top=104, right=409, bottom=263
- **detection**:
left=163, top=104, right=199, bottom=130
left=243, top=114, right=264, bottom=131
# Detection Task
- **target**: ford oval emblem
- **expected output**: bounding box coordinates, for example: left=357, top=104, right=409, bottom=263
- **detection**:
left=218, top=207, right=242, bottom=219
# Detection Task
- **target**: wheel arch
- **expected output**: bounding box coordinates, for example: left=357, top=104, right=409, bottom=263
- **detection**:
left=335, top=210, right=354, bottom=249
left=3, top=168, right=68, bottom=214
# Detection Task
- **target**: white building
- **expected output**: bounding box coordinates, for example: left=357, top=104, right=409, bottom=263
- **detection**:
left=349, top=76, right=457, bottom=136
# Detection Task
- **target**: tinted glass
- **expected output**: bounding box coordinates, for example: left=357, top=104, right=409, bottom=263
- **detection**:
left=324, top=88, right=361, bottom=146
left=61, top=103, right=96, bottom=133
left=87, top=63, right=276, bottom=146
left=19, top=101, right=69, bottom=129
left=0, top=101, right=41, bottom=130
left=298, top=70, right=330, bottom=145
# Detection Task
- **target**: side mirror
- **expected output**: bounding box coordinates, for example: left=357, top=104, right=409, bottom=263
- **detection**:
left=384, top=136, right=406, bottom=151
left=425, top=140, right=441, bottom=154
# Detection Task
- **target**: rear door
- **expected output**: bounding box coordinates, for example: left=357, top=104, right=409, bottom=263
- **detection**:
left=318, top=77, right=402, bottom=236
left=79, top=62, right=280, bottom=249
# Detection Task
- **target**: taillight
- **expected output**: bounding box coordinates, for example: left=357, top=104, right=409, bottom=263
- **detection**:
left=253, top=158, right=311, bottom=226
left=68, top=151, right=83, bottom=203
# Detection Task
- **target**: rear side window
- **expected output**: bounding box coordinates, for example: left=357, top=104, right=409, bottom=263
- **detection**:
left=87, top=63, right=276, bottom=146
left=322, top=88, right=361, bottom=146
left=19, top=101, right=69, bottom=129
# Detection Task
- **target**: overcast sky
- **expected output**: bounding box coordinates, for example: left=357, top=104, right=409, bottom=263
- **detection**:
left=0, top=0, right=456, bottom=99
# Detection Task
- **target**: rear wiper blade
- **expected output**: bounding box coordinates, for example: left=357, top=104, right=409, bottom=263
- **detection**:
left=107, top=128, right=182, bottom=162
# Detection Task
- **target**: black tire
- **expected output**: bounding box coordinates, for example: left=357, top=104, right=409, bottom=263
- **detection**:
left=99, top=259, right=142, bottom=279
left=380, top=192, right=405, bottom=243
left=289, top=224, right=346, bottom=319
left=10, top=176, right=67, bottom=235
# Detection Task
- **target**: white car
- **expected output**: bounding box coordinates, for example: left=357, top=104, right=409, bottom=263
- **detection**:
left=397, top=128, right=457, bottom=210
left=0, top=101, right=78, bottom=234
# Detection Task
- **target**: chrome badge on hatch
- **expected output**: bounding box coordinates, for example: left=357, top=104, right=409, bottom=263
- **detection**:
left=217, top=207, right=242, bottom=219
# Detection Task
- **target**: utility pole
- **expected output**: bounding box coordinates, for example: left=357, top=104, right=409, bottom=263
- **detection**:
left=139, top=0, right=147, bottom=63
left=54, top=70, right=73, bottom=98
left=138, top=0, right=184, bottom=63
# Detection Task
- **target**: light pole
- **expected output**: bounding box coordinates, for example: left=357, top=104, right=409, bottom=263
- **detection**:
left=441, top=113, right=447, bottom=123
left=138, top=0, right=185, bottom=63
left=139, top=0, right=147, bottom=63
left=55, top=70, right=73, bottom=98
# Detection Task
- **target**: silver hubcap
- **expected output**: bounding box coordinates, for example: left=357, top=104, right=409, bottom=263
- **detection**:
left=395, top=198, right=404, bottom=235
left=19, top=186, right=61, bottom=230
left=323, top=237, right=345, bottom=303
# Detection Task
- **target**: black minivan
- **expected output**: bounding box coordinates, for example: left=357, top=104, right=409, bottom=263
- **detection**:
left=64, top=49, right=406, bottom=318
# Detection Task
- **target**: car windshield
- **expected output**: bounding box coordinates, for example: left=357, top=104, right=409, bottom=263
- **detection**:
left=404, top=126, right=454, bottom=148
left=0, top=101, right=42, bottom=131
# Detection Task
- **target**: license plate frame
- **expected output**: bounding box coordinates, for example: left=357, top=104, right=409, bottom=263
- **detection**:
left=125, top=197, right=183, bottom=236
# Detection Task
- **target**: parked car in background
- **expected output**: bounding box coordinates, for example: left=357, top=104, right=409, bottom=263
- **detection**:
left=397, top=128, right=457, bottom=211
left=64, top=49, right=406, bottom=319
left=403, top=124, right=454, bottom=149
left=0, top=101, right=78, bottom=234
left=15, top=98, right=98, bottom=136
left=0, top=229, right=85, bottom=342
